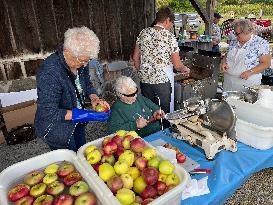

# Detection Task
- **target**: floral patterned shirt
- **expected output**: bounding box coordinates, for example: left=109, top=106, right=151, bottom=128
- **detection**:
left=136, top=27, right=179, bottom=84
left=229, top=34, right=270, bottom=70
left=212, top=23, right=221, bottom=44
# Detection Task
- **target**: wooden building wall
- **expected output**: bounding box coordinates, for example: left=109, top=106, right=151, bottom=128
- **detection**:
left=0, top=0, right=155, bottom=82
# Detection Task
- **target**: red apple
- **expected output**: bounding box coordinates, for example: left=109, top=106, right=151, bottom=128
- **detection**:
left=176, top=152, right=187, bottom=163
left=75, top=193, right=97, bottom=205
left=8, top=183, right=30, bottom=202
left=164, top=185, right=176, bottom=193
left=46, top=181, right=65, bottom=195
left=57, top=163, right=75, bottom=177
left=15, top=195, right=34, bottom=205
left=114, top=147, right=125, bottom=159
left=63, top=172, right=82, bottom=186
left=134, top=157, right=147, bottom=171
left=154, top=181, right=167, bottom=195
left=92, top=162, right=102, bottom=173
left=95, top=104, right=109, bottom=112
left=107, top=175, right=124, bottom=194
left=140, top=185, right=157, bottom=199
left=112, top=135, right=123, bottom=148
left=142, top=167, right=159, bottom=186
left=141, top=198, right=154, bottom=205
left=103, top=141, right=118, bottom=155
left=53, top=194, right=74, bottom=205
left=130, top=138, right=146, bottom=153
left=102, top=137, right=112, bottom=146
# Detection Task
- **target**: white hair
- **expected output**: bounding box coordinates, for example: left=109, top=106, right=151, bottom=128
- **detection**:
left=63, top=26, right=100, bottom=59
left=233, top=19, right=254, bottom=34
left=115, top=76, right=137, bottom=98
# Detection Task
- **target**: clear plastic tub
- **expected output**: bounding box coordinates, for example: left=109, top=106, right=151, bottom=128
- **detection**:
left=227, top=98, right=273, bottom=150
left=0, top=149, right=109, bottom=205
left=77, top=135, right=190, bottom=205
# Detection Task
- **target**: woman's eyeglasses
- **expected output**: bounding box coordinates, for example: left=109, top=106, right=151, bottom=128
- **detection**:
left=120, top=88, right=138, bottom=97
left=76, top=57, right=91, bottom=65
left=235, top=31, right=242, bottom=36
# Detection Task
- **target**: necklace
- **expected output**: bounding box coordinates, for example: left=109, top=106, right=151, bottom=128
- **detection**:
left=154, top=24, right=165, bottom=30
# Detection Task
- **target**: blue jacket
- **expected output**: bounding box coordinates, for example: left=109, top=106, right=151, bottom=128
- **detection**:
left=34, top=49, right=97, bottom=148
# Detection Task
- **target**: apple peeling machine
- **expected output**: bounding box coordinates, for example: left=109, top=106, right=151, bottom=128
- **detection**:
left=165, top=97, right=237, bottom=160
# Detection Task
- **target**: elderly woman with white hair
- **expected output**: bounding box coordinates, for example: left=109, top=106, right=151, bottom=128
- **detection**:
left=222, top=19, right=271, bottom=91
left=35, top=26, right=109, bottom=151
left=107, top=76, right=163, bottom=137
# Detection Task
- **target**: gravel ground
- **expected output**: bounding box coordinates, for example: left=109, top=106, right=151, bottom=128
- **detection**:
left=0, top=122, right=272, bottom=204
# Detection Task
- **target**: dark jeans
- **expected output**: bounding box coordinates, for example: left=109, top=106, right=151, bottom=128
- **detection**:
left=140, top=82, right=171, bottom=128
left=48, top=124, right=86, bottom=152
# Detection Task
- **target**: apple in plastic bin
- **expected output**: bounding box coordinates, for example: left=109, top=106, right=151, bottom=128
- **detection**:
left=119, top=150, right=135, bottom=166
left=84, top=145, right=97, bottom=156
left=102, top=136, right=112, bottom=146
left=120, top=173, right=134, bottom=189
left=130, top=138, right=146, bottom=153
left=69, top=181, right=89, bottom=197
left=53, top=194, right=74, bottom=205
left=125, top=130, right=138, bottom=138
left=112, top=135, right=123, bottom=148
left=99, top=163, right=115, bottom=182
left=103, top=141, right=118, bottom=155
left=33, top=194, right=54, bottom=205
left=122, top=137, right=131, bottom=150
left=46, top=181, right=65, bottom=195
left=75, top=193, right=97, bottom=205
left=92, top=162, right=102, bottom=174
left=15, top=195, right=34, bottom=205
left=165, top=173, right=180, bottom=186
left=57, top=162, right=75, bottom=177
left=133, top=176, right=147, bottom=194
left=147, top=156, right=161, bottom=169
left=158, top=173, right=167, bottom=182
left=43, top=173, right=58, bottom=185
left=30, top=183, right=47, bottom=197
left=114, top=146, right=125, bottom=158
left=8, top=183, right=30, bottom=202
left=107, top=175, right=124, bottom=193
left=95, top=103, right=109, bottom=112
left=142, top=147, right=157, bottom=160
left=154, top=181, right=167, bottom=195
left=176, top=152, right=187, bottom=163
left=134, top=157, right=147, bottom=171
left=142, top=198, right=154, bottom=205
left=127, top=167, right=140, bottom=180
left=142, top=167, right=159, bottom=186
left=44, top=163, right=59, bottom=174
left=114, top=160, right=129, bottom=175
left=63, top=172, right=82, bottom=186
left=140, top=185, right=157, bottom=200
left=87, top=149, right=102, bottom=165
left=115, top=188, right=135, bottom=205
left=115, top=130, right=127, bottom=138
left=158, top=160, right=174, bottom=175
left=24, top=170, right=45, bottom=186
left=101, top=154, right=116, bottom=165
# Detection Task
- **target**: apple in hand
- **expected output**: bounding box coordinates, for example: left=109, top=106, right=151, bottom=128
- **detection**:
left=33, top=194, right=54, bottom=205
left=15, top=195, right=34, bottom=205
left=99, top=163, right=115, bottom=182
left=24, top=170, right=45, bottom=186
left=46, top=181, right=65, bottom=195
left=53, top=194, right=74, bottom=205
left=176, top=152, right=186, bottom=163
left=87, top=149, right=102, bottom=165
left=107, top=175, right=123, bottom=194
left=30, top=183, right=47, bottom=197
left=44, top=164, right=59, bottom=174
left=95, top=103, right=109, bottom=112
left=75, top=193, right=97, bottom=205
left=130, top=138, right=146, bottom=153
left=140, top=185, right=157, bottom=200
left=158, top=160, right=174, bottom=175
left=43, top=173, right=58, bottom=185
left=114, top=160, right=129, bottom=175
left=154, top=181, right=167, bottom=195
left=165, top=173, right=180, bottom=186
left=142, top=147, right=157, bottom=160
left=134, top=157, right=147, bottom=171
left=142, top=167, right=159, bottom=186
left=133, top=176, right=147, bottom=194
left=120, top=173, right=133, bottom=189
left=69, top=181, right=89, bottom=197
left=8, top=183, right=30, bottom=202
left=103, top=141, right=118, bottom=155
left=101, top=154, right=116, bottom=165
left=115, top=188, right=135, bottom=205
left=63, top=172, right=82, bottom=186
left=57, top=162, right=75, bottom=177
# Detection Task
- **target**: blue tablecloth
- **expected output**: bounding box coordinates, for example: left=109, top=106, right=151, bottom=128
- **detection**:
left=144, top=129, right=273, bottom=205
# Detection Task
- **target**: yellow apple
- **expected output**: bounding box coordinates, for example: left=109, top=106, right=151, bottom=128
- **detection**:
left=44, top=164, right=59, bottom=174
left=166, top=173, right=180, bottom=186
left=84, top=145, right=97, bottom=156
left=125, top=131, right=139, bottom=138
left=115, top=188, right=135, bottom=205
left=133, top=176, right=147, bottom=194
left=87, top=150, right=102, bottom=165
left=99, top=163, right=115, bottom=182
left=114, top=160, right=129, bottom=175
left=120, top=174, right=133, bottom=189
left=142, top=147, right=157, bottom=160
left=158, top=173, right=168, bottom=182
left=115, top=130, right=127, bottom=138
left=127, top=167, right=140, bottom=180
left=159, top=160, right=174, bottom=175
left=119, top=150, right=134, bottom=166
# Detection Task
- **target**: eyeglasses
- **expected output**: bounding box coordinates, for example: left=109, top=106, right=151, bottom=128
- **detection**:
left=235, top=31, right=242, bottom=36
left=120, top=88, right=138, bottom=97
left=76, top=57, right=91, bottom=65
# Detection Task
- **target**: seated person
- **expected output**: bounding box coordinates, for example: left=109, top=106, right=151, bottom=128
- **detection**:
left=107, top=76, right=163, bottom=137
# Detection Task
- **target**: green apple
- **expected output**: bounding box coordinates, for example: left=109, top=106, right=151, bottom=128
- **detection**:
left=46, top=181, right=65, bottom=195
left=165, top=173, right=180, bottom=186
left=158, top=173, right=167, bottom=182
left=30, top=183, right=47, bottom=198
left=148, top=156, right=161, bottom=169
left=142, top=147, right=157, bottom=160
left=120, top=174, right=133, bottom=189
left=43, top=173, right=58, bottom=184
left=87, top=149, right=102, bottom=165
left=118, top=150, right=134, bottom=166
left=159, top=160, right=174, bottom=175
left=125, top=131, right=139, bottom=138
left=115, top=188, right=135, bottom=205
left=84, top=145, right=97, bottom=156
left=99, top=163, right=115, bottom=182
left=114, top=160, right=129, bottom=175
left=115, top=130, right=127, bottom=137
left=133, top=176, right=147, bottom=194
left=69, top=181, right=89, bottom=197
left=127, top=167, right=140, bottom=180
left=33, top=194, right=53, bottom=205
left=44, top=163, right=59, bottom=174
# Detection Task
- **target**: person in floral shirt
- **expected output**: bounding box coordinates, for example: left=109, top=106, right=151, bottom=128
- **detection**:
left=222, top=19, right=271, bottom=91
left=132, top=6, right=190, bottom=121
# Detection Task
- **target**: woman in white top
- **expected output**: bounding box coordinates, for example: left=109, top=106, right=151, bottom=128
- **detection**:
left=222, top=19, right=271, bottom=91
left=132, top=6, right=189, bottom=116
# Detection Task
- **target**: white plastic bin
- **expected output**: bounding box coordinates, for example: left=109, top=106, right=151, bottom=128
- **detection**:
left=227, top=98, right=273, bottom=150
left=0, top=149, right=109, bottom=205
left=77, top=135, right=190, bottom=205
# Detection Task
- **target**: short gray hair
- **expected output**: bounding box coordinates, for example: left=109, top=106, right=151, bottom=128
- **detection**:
left=115, top=76, right=137, bottom=97
left=233, top=19, right=254, bottom=34
left=64, top=26, right=100, bottom=59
